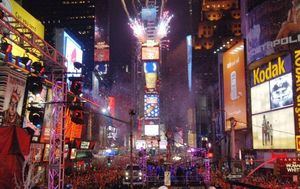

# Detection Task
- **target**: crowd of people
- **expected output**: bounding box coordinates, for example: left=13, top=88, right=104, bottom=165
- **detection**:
left=210, top=169, right=299, bottom=189
left=239, top=172, right=298, bottom=189
left=62, top=157, right=300, bottom=189
left=64, top=157, right=128, bottom=189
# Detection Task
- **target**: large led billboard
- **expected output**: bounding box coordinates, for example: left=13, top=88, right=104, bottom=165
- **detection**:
left=250, top=53, right=295, bottom=149
left=144, top=94, right=159, bottom=119
left=135, top=140, right=146, bottom=150
left=1, top=0, right=44, bottom=38
left=94, top=0, right=109, bottom=62
left=144, top=124, right=159, bottom=136
left=55, top=29, right=83, bottom=82
left=252, top=108, right=295, bottom=149
left=292, top=49, right=300, bottom=151
left=1, top=0, right=45, bottom=62
left=223, top=41, right=247, bottom=131
left=245, top=0, right=300, bottom=64
left=64, top=32, right=83, bottom=76
left=144, top=61, right=158, bottom=89
left=142, top=47, right=160, bottom=60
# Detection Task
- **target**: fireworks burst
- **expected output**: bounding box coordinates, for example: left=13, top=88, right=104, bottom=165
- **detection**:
left=129, top=18, right=146, bottom=42
left=156, top=11, right=173, bottom=41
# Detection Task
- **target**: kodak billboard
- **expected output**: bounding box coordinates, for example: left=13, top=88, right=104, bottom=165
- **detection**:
left=250, top=53, right=295, bottom=149
left=293, top=49, right=300, bottom=151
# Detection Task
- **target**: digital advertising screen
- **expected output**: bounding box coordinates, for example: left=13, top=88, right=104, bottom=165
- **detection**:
left=293, top=49, right=300, bottom=151
left=245, top=0, right=300, bottom=63
left=144, top=94, right=159, bottom=119
left=252, top=108, right=295, bottom=149
left=269, top=74, right=293, bottom=109
left=144, top=124, right=159, bottom=136
left=223, top=41, right=247, bottom=131
left=55, top=29, right=83, bottom=87
left=250, top=73, right=293, bottom=115
left=144, top=62, right=158, bottom=89
left=94, top=48, right=109, bottom=62
left=277, top=158, right=300, bottom=175
left=80, top=141, right=90, bottom=149
left=142, top=46, right=160, bottom=60
left=251, top=82, right=270, bottom=114
left=141, top=8, right=157, bottom=21
left=64, top=32, right=83, bottom=76
left=135, top=140, right=146, bottom=150
left=250, top=53, right=295, bottom=149
left=94, top=0, right=109, bottom=62
left=65, top=108, right=83, bottom=140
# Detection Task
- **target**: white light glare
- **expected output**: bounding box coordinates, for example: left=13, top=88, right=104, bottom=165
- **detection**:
left=156, top=11, right=174, bottom=40
left=129, top=18, right=146, bottom=41
left=173, top=156, right=181, bottom=161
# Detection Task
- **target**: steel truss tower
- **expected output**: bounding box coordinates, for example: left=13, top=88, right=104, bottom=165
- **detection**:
left=0, top=4, right=67, bottom=189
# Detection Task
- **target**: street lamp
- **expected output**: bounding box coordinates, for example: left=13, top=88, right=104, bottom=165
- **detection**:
left=129, top=109, right=135, bottom=189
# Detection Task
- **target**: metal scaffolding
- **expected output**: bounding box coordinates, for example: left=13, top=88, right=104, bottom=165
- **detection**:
left=0, top=4, right=66, bottom=68
left=0, top=4, right=67, bottom=189
left=48, top=79, right=67, bottom=189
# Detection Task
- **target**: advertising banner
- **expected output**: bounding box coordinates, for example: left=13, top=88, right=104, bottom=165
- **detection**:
left=144, top=124, right=159, bottom=136
left=55, top=29, right=83, bottom=87
left=23, top=85, right=47, bottom=142
left=65, top=109, right=82, bottom=140
left=250, top=53, right=295, bottom=149
left=40, top=88, right=53, bottom=143
left=245, top=0, right=300, bottom=63
left=144, top=61, right=158, bottom=89
left=277, top=158, right=300, bottom=175
left=141, top=8, right=157, bottom=21
left=30, top=143, right=44, bottom=163
left=144, top=94, right=159, bottom=119
left=1, top=0, right=45, bottom=62
left=142, top=47, right=160, bottom=60
left=223, top=41, right=247, bottom=131
left=43, top=143, right=50, bottom=162
left=0, top=67, right=26, bottom=127
left=252, top=108, right=295, bottom=149
left=135, top=140, right=146, bottom=150
left=293, top=49, right=300, bottom=151
left=94, top=0, right=109, bottom=62
left=1, top=0, right=45, bottom=38
left=94, top=48, right=109, bottom=62
left=65, top=32, right=83, bottom=76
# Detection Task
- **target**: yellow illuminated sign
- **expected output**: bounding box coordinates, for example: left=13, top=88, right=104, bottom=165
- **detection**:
left=1, top=0, right=45, bottom=62
left=9, top=0, right=44, bottom=39
left=253, top=57, right=286, bottom=85
left=297, top=136, right=300, bottom=151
